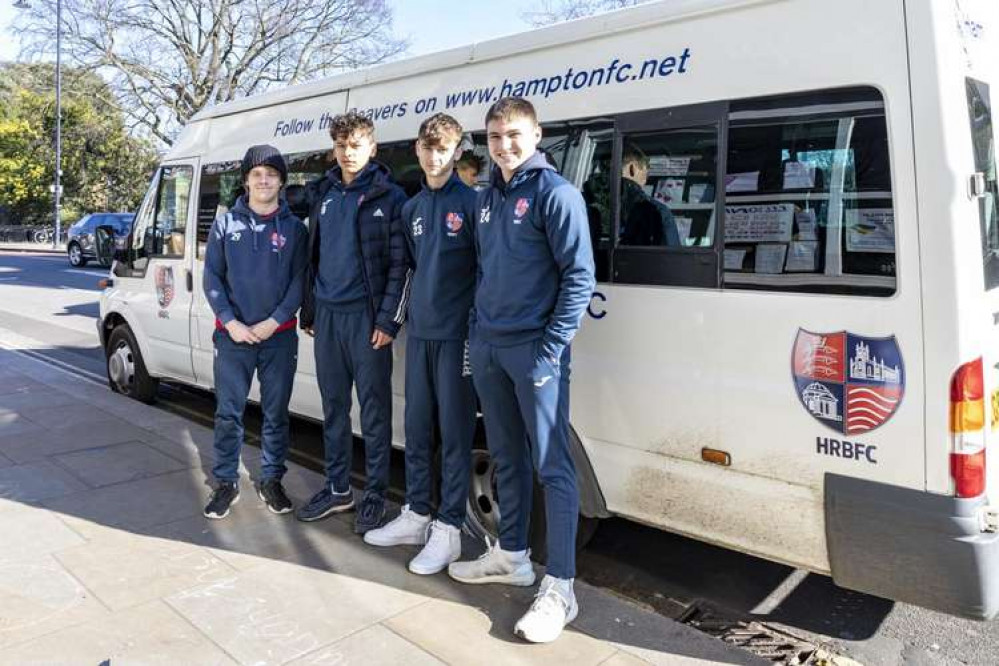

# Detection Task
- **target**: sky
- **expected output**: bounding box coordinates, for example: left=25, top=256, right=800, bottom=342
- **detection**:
left=0, top=0, right=537, bottom=63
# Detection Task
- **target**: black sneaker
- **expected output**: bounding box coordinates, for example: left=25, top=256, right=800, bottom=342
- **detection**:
left=295, top=486, right=354, bottom=522
left=204, top=481, right=239, bottom=520
left=256, top=478, right=293, bottom=515
left=354, top=494, right=386, bottom=534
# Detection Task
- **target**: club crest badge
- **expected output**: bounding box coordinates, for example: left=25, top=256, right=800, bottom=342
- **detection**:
left=792, top=329, right=904, bottom=435
left=446, top=212, right=464, bottom=235
left=270, top=231, right=287, bottom=251
left=515, top=197, right=530, bottom=218
left=155, top=266, right=175, bottom=309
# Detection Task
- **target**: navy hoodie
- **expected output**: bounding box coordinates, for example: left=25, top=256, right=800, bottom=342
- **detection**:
left=401, top=172, right=477, bottom=340
left=472, top=152, right=595, bottom=359
left=203, top=196, right=308, bottom=329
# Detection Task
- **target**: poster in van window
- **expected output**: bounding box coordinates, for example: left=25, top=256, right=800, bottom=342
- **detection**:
left=845, top=209, right=895, bottom=253
left=792, top=329, right=905, bottom=435
left=724, top=204, right=794, bottom=243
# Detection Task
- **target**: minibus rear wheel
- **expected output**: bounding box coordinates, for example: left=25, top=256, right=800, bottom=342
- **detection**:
left=106, top=324, right=159, bottom=404
left=464, top=434, right=600, bottom=563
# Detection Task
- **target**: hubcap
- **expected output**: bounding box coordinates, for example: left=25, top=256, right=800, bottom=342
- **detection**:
left=69, top=245, right=81, bottom=264
left=108, top=342, right=135, bottom=393
left=466, top=449, right=501, bottom=541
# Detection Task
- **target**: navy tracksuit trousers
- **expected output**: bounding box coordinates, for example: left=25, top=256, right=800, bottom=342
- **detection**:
left=212, top=328, right=298, bottom=483
left=404, top=337, right=476, bottom=528
left=469, top=337, right=579, bottom=579
left=313, top=302, right=393, bottom=498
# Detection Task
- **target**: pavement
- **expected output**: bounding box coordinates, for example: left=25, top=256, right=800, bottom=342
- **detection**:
left=0, top=344, right=767, bottom=666
left=0, top=242, right=63, bottom=254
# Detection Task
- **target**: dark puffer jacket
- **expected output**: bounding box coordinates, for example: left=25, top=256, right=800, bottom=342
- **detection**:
left=300, top=161, right=410, bottom=337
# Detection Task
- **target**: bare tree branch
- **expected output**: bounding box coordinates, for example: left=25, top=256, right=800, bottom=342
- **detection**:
left=14, top=0, right=407, bottom=146
left=523, top=0, right=650, bottom=27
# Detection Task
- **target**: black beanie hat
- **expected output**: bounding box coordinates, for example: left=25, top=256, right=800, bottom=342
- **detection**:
left=241, top=144, right=288, bottom=184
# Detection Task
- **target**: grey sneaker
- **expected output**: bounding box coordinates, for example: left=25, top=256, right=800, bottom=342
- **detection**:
left=296, top=486, right=354, bottom=522
left=204, top=481, right=239, bottom=520
left=354, top=494, right=386, bottom=534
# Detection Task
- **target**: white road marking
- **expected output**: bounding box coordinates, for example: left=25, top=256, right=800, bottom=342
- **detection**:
left=62, top=269, right=110, bottom=278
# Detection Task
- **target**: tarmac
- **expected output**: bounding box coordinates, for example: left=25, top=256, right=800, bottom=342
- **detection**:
left=0, top=339, right=768, bottom=665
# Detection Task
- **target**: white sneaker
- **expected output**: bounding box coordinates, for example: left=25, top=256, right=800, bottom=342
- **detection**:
left=514, top=575, right=579, bottom=643
left=363, top=505, right=430, bottom=547
left=408, top=520, right=462, bottom=575
left=447, top=537, right=536, bottom=586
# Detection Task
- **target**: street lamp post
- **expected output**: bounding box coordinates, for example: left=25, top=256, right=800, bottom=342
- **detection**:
left=14, top=0, right=61, bottom=250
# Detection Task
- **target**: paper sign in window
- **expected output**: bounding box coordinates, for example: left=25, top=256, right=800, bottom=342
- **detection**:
left=795, top=210, right=819, bottom=241
left=649, top=156, right=691, bottom=176
left=783, top=161, right=817, bottom=189
left=785, top=241, right=820, bottom=272
left=724, top=248, right=747, bottom=270
left=845, top=209, right=895, bottom=253
left=755, top=244, right=787, bottom=274
left=724, top=203, right=795, bottom=243
left=725, top=171, right=759, bottom=193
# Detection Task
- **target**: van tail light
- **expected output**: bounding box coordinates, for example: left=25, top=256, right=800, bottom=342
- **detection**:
left=950, top=357, right=986, bottom=498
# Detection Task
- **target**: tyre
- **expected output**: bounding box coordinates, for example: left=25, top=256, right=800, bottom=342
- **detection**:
left=105, top=324, right=159, bottom=403
left=463, top=433, right=600, bottom=564
left=67, top=242, right=87, bottom=267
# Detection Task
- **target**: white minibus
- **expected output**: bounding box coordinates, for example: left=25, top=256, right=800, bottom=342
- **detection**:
left=99, top=0, right=999, bottom=619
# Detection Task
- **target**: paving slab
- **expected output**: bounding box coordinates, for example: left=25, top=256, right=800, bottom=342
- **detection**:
left=0, top=459, right=90, bottom=503
left=0, top=387, right=83, bottom=414
left=0, top=554, right=111, bottom=649
left=0, top=419, right=157, bottom=464
left=20, top=402, right=140, bottom=433
left=0, top=599, right=238, bottom=665
left=54, top=530, right=235, bottom=611
left=165, top=560, right=427, bottom=665
left=385, top=596, right=619, bottom=666
left=53, top=440, right=188, bottom=488
left=287, top=624, right=445, bottom=666
left=0, top=501, right=86, bottom=562
left=0, top=411, right=45, bottom=438
left=41, top=467, right=210, bottom=531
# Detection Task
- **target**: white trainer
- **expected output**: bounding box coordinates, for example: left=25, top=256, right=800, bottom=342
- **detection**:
left=447, top=537, right=536, bottom=586
left=514, top=575, right=579, bottom=643
left=408, top=520, right=462, bottom=575
left=363, top=504, right=430, bottom=547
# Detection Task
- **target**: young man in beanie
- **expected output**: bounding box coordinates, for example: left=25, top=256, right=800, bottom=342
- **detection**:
left=363, top=113, right=477, bottom=574
left=202, top=144, right=308, bottom=519
left=297, top=112, right=409, bottom=534
left=447, top=98, right=595, bottom=643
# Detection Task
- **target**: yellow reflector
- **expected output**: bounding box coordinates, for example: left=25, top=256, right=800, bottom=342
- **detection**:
left=701, top=448, right=731, bottom=466
left=992, top=389, right=999, bottom=431
left=950, top=399, right=985, bottom=433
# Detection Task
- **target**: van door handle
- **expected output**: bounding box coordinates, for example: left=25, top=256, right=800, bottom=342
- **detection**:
left=186, top=270, right=193, bottom=292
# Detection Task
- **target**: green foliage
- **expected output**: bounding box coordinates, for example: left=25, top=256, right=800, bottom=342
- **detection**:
left=0, top=63, right=159, bottom=226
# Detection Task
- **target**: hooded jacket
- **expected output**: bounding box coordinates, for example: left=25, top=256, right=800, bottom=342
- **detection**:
left=400, top=171, right=477, bottom=340
left=300, top=161, right=410, bottom=337
left=203, top=196, right=308, bottom=329
left=472, top=152, right=596, bottom=360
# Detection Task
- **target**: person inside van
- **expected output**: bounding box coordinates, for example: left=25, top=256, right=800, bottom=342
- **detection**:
left=202, top=144, right=308, bottom=520
left=618, top=143, right=682, bottom=247
left=297, top=111, right=409, bottom=534
left=447, top=97, right=596, bottom=644
left=455, top=151, right=483, bottom=188
left=362, top=113, right=478, bottom=575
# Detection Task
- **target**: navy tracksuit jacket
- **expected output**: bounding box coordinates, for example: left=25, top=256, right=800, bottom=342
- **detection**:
left=302, top=162, right=409, bottom=498
left=400, top=172, right=477, bottom=527
left=470, top=153, right=595, bottom=578
left=203, top=196, right=308, bottom=482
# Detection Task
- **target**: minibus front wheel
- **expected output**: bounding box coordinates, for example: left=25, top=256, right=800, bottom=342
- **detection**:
left=106, top=324, right=159, bottom=404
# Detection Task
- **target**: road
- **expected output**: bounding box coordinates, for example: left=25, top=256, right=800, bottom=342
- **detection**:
left=0, top=249, right=996, bottom=666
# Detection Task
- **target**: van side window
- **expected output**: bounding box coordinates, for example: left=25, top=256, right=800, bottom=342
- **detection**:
left=376, top=141, right=423, bottom=197
left=724, top=87, right=895, bottom=296
left=152, top=166, right=193, bottom=259
left=966, top=78, right=999, bottom=291
left=196, top=161, right=241, bottom=258
left=617, top=129, right=717, bottom=250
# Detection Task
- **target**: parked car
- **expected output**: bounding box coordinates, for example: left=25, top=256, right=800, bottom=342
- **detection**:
left=66, top=213, right=134, bottom=267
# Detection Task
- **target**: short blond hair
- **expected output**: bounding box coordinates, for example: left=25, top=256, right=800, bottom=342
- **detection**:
left=484, top=97, right=538, bottom=127
left=418, top=113, right=463, bottom=147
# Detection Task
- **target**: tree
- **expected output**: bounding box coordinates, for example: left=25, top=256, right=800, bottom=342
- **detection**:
left=523, top=0, right=650, bottom=27
left=14, top=0, right=407, bottom=146
left=0, top=63, right=158, bottom=225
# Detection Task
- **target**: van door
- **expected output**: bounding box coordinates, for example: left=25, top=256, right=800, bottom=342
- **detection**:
left=115, top=161, right=198, bottom=382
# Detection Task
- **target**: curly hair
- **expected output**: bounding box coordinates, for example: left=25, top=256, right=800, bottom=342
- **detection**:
left=418, top=113, right=464, bottom=147
left=329, top=111, right=375, bottom=141
left=484, top=96, right=538, bottom=127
